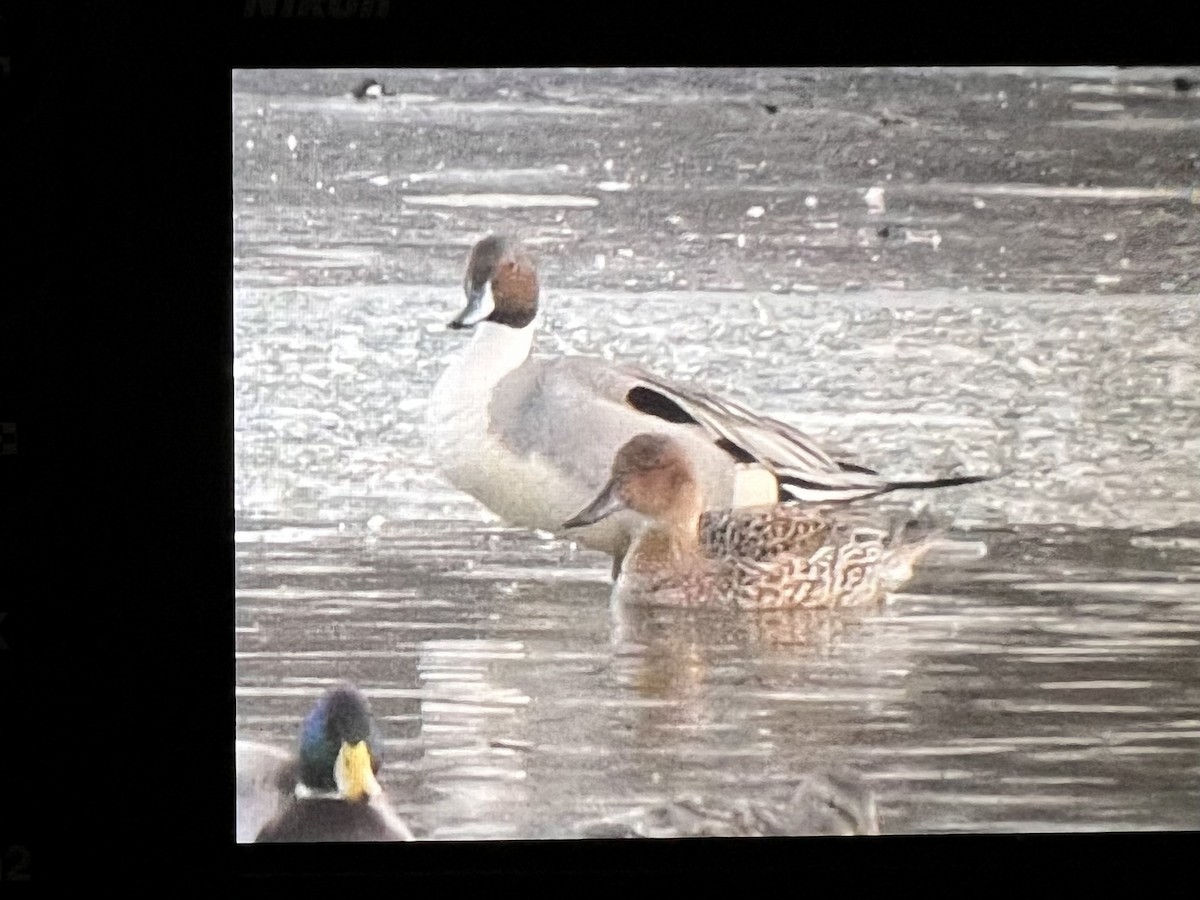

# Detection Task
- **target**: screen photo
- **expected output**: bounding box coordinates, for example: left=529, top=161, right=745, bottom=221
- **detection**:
left=233, top=67, right=1200, bottom=843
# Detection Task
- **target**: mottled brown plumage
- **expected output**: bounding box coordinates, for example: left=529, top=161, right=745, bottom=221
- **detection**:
left=699, top=505, right=832, bottom=562
left=565, top=434, right=939, bottom=610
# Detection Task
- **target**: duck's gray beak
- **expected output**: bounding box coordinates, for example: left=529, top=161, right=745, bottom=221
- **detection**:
left=448, top=282, right=495, bottom=330
left=563, top=479, right=626, bottom=530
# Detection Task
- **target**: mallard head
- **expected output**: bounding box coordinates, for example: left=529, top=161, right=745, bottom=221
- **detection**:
left=295, top=683, right=384, bottom=803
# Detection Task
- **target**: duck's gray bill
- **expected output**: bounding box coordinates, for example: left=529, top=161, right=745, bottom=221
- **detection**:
left=448, top=283, right=494, bottom=330
left=562, top=480, right=626, bottom=530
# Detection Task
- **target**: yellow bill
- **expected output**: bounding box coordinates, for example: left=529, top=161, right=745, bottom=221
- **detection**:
left=334, top=740, right=382, bottom=802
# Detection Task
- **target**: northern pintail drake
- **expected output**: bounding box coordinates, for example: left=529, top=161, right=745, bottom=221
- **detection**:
left=246, top=683, right=414, bottom=843
left=563, top=434, right=938, bottom=610
left=427, top=234, right=991, bottom=573
left=577, top=771, right=881, bottom=838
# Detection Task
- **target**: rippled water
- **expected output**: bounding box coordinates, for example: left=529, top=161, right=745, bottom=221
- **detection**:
left=233, top=67, right=1200, bottom=838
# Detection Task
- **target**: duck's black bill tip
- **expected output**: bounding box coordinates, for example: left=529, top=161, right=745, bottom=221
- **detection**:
left=447, top=319, right=472, bottom=331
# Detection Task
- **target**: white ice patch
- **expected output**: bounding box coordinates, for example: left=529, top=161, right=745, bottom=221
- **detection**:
left=1070, top=101, right=1126, bottom=112
left=401, top=193, right=600, bottom=208
left=1056, top=117, right=1200, bottom=131
left=904, top=229, right=942, bottom=250
left=893, top=181, right=1197, bottom=203
left=235, top=527, right=343, bottom=544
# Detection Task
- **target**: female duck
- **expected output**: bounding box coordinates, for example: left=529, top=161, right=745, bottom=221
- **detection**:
left=245, top=683, right=414, bottom=843
left=563, top=433, right=938, bottom=610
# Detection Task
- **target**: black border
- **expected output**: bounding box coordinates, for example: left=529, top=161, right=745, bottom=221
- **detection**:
left=8, top=0, right=1197, bottom=886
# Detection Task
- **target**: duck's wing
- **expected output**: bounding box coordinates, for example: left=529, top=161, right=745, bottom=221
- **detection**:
left=748, top=522, right=945, bottom=610
left=618, top=364, right=995, bottom=503
left=698, top=504, right=834, bottom=561
left=493, top=355, right=993, bottom=509
left=489, top=355, right=745, bottom=497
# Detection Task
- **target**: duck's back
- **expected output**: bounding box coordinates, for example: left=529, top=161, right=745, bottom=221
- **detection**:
left=495, top=356, right=750, bottom=495
left=727, top=522, right=939, bottom=610
left=618, top=513, right=937, bottom=610
left=699, top=504, right=832, bottom=561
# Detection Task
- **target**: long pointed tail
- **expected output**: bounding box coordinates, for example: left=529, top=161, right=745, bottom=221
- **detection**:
left=879, top=473, right=998, bottom=494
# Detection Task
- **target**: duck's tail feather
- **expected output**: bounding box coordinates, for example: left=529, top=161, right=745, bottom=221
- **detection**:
left=877, top=473, right=998, bottom=494
left=778, top=472, right=997, bottom=504
left=835, top=461, right=880, bottom=476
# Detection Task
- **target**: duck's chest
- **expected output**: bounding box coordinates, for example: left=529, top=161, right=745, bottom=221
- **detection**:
left=428, top=360, right=537, bottom=507
left=616, top=541, right=728, bottom=608
left=426, top=343, right=630, bottom=553
left=426, top=325, right=534, bottom=487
